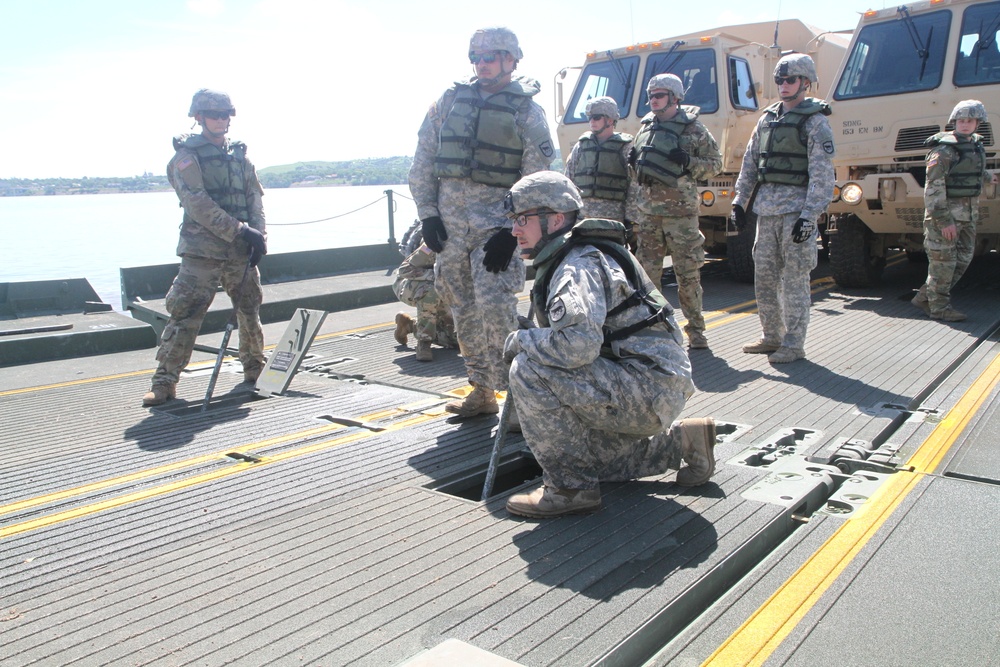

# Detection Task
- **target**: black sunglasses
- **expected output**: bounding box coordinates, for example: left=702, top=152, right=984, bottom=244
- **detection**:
left=202, top=110, right=232, bottom=120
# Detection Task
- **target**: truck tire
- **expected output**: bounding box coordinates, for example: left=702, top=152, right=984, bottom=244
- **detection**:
left=727, top=217, right=756, bottom=283
left=830, top=215, right=886, bottom=287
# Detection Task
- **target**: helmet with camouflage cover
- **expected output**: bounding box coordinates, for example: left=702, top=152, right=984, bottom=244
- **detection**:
left=188, top=88, right=236, bottom=117
left=469, top=27, right=523, bottom=60
left=774, top=53, right=817, bottom=83
left=585, top=96, right=621, bottom=121
left=949, top=99, right=987, bottom=123
left=504, top=171, right=583, bottom=217
left=647, top=73, right=685, bottom=100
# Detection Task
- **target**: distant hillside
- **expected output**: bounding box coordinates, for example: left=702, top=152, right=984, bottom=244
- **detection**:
left=258, top=156, right=413, bottom=188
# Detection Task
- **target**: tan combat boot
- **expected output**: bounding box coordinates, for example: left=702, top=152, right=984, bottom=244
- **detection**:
left=911, top=285, right=930, bottom=316
left=445, top=385, right=499, bottom=417
left=742, top=339, right=781, bottom=354
left=506, top=485, right=601, bottom=518
left=675, top=417, right=717, bottom=487
left=142, top=383, right=176, bottom=407
left=931, top=306, right=967, bottom=322
left=415, top=340, right=433, bottom=361
left=768, top=346, right=806, bottom=363
left=687, top=329, right=709, bottom=350
left=394, top=312, right=414, bottom=345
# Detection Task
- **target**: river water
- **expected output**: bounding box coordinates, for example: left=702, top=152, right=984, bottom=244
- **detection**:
left=0, top=185, right=418, bottom=311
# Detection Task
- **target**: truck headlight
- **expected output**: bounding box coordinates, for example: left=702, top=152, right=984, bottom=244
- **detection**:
left=841, top=182, right=864, bottom=205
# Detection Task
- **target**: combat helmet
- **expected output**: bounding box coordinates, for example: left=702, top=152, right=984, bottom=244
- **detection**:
left=647, top=73, right=685, bottom=100
left=505, top=171, right=583, bottom=218
left=585, top=96, right=621, bottom=121
left=189, top=88, right=236, bottom=117
left=469, top=27, right=523, bottom=60
left=949, top=99, right=987, bottom=123
left=774, top=53, right=817, bottom=83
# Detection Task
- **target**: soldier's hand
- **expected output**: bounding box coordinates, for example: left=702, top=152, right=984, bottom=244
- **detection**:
left=482, top=228, right=518, bottom=273
left=627, top=146, right=637, bottom=168
left=941, top=223, right=958, bottom=241
left=421, top=216, right=448, bottom=253
left=667, top=147, right=690, bottom=169
left=516, top=315, right=536, bottom=330
left=731, top=204, right=747, bottom=232
left=239, top=225, right=267, bottom=266
left=503, top=330, right=522, bottom=364
left=624, top=221, right=639, bottom=253
left=791, top=218, right=815, bottom=244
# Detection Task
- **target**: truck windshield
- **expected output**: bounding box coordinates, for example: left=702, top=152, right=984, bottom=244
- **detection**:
left=835, top=9, right=951, bottom=99
left=563, top=56, right=640, bottom=124
left=955, top=1, right=1000, bottom=86
left=638, top=48, right=719, bottom=115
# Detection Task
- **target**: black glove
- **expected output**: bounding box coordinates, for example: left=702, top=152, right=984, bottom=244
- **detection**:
left=731, top=204, right=747, bottom=232
left=421, top=216, right=448, bottom=253
left=667, top=147, right=690, bottom=169
left=624, top=221, right=638, bottom=253
left=482, top=228, right=518, bottom=273
left=627, top=146, right=637, bottom=168
left=792, top=217, right=815, bottom=244
left=239, top=225, right=267, bottom=267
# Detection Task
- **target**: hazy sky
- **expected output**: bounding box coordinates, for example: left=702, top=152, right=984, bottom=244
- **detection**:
left=0, top=0, right=886, bottom=178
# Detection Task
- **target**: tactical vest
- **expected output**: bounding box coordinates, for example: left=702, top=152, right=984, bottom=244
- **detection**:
left=756, top=98, right=832, bottom=186
left=634, top=107, right=698, bottom=187
left=434, top=79, right=538, bottom=187
left=572, top=132, right=631, bottom=201
left=173, top=134, right=251, bottom=222
left=925, top=132, right=987, bottom=198
left=531, top=219, right=674, bottom=351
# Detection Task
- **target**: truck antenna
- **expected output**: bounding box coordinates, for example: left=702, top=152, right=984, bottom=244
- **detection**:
left=772, top=0, right=783, bottom=48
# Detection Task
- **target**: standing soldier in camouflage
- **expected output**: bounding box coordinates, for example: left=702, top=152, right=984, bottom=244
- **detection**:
left=912, top=100, right=996, bottom=322
left=393, top=221, right=458, bottom=361
left=732, top=54, right=835, bottom=363
left=628, top=74, right=722, bottom=350
left=502, top=171, right=717, bottom=518
left=408, top=27, right=554, bottom=416
left=142, top=88, right=268, bottom=406
left=564, top=96, right=632, bottom=224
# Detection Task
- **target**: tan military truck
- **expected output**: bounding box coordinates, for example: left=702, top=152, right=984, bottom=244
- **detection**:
left=554, top=19, right=850, bottom=281
left=825, top=0, right=999, bottom=287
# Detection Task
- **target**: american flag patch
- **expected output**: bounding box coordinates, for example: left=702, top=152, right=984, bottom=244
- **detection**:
left=926, top=156, right=938, bottom=169
left=177, top=156, right=194, bottom=171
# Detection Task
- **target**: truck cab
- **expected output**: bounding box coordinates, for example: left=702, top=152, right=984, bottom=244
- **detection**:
left=554, top=20, right=849, bottom=281
left=826, top=0, right=1000, bottom=286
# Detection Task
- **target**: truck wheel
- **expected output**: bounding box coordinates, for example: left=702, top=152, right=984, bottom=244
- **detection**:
left=830, top=215, right=886, bottom=287
left=728, top=217, right=756, bottom=283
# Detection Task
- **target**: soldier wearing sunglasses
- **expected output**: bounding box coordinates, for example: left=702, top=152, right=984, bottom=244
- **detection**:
left=408, top=27, right=555, bottom=417
left=143, top=88, right=267, bottom=406
left=564, top=96, right=633, bottom=225
left=731, top=53, right=835, bottom=364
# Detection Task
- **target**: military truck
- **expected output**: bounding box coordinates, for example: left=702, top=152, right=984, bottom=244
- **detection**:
left=554, top=19, right=850, bottom=281
left=825, top=0, right=1000, bottom=287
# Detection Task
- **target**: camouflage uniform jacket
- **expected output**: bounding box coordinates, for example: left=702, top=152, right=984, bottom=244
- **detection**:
left=408, top=76, right=554, bottom=224
left=167, top=134, right=266, bottom=261
left=924, top=133, right=990, bottom=226
left=627, top=110, right=722, bottom=218
left=513, top=243, right=692, bottom=387
left=733, top=101, right=835, bottom=221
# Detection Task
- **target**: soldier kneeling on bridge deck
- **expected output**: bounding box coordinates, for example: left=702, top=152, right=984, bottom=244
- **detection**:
left=501, top=171, right=717, bottom=519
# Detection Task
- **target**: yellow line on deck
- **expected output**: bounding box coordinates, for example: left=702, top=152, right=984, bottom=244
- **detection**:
left=704, top=350, right=1000, bottom=667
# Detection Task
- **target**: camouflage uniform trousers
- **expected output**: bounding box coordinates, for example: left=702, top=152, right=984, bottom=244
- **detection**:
left=634, top=211, right=706, bottom=334
left=508, top=353, right=689, bottom=490
left=922, top=214, right=976, bottom=313
left=393, top=265, right=458, bottom=348
left=152, top=255, right=265, bottom=387
left=435, top=220, right=525, bottom=392
left=753, top=212, right=817, bottom=350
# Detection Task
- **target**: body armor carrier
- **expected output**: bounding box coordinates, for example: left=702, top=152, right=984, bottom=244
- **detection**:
left=634, top=107, right=698, bottom=187
left=173, top=134, right=251, bottom=222
left=925, top=132, right=987, bottom=198
left=433, top=78, right=539, bottom=187
left=531, top=218, right=674, bottom=354
left=756, top=98, right=831, bottom=186
left=572, top=132, right=631, bottom=201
